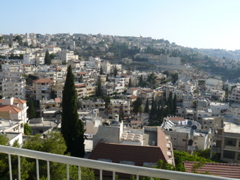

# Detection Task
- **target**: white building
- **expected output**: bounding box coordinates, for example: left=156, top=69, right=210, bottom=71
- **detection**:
left=33, top=78, right=54, bottom=100
left=23, top=53, right=36, bottom=64
left=0, top=97, right=28, bottom=123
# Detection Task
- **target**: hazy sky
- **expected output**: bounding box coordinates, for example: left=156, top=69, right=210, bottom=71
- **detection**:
left=1, top=0, right=240, bottom=50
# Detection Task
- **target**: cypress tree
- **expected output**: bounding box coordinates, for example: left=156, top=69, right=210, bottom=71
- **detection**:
left=128, top=78, right=132, bottom=88
left=100, top=66, right=103, bottom=75
left=78, top=75, right=83, bottom=83
left=61, top=66, right=85, bottom=157
left=27, top=98, right=36, bottom=119
left=167, top=92, right=173, bottom=114
left=96, top=77, right=103, bottom=97
left=144, top=98, right=149, bottom=113
left=44, top=50, right=51, bottom=65
left=113, top=66, right=118, bottom=77
left=172, top=94, right=177, bottom=115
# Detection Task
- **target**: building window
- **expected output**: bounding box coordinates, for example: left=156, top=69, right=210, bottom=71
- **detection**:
left=225, top=138, right=237, bottom=146
left=120, top=161, right=135, bottom=165
left=223, top=150, right=235, bottom=159
left=98, top=159, right=112, bottom=162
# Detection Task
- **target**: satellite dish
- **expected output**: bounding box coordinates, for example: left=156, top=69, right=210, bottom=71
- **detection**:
left=192, top=125, right=197, bottom=130
left=187, top=121, right=192, bottom=126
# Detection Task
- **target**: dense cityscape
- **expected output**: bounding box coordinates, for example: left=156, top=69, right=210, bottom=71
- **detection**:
left=0, top=32, right=240, bottom=179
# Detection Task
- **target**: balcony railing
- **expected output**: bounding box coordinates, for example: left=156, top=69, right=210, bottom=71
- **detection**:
left=0, top=145, right=237, bottom=180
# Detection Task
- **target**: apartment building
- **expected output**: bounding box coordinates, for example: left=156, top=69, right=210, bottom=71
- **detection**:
left=1, top=78, right=26, bottom=100
left=80, top=99, right=105, bottom=111
left=109, top=99, right=131, bottom=118
left=228, top=86, right=240, bottom=103
left=33, top=78, right=54, bottom=100
left=209, top=119, right=240, bottom=163
left=0, top=65, right=26, bottom=100
left=0, top=97, right=28, bottom=123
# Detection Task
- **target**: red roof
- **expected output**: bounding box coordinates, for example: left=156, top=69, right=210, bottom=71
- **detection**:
left=184, top=161, right=240, bottom=179
left=165, top=117, right=185, bottom=121
left=34, top=78, right=54, bottom=84
left=77, top=72, right=87, bottom=75
left=75, top=84, right=86, bottom=88
left=14, top=98, right=26, bottom=104
left=89, top=143, right=167, bottom=166
left=129, top=87, right=138, bottom=90
left=55, top=98, right=61, bottom=103
left=0, top=105, right=21, bottom=114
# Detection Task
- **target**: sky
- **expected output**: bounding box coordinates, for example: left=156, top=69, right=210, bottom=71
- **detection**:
left=1, top=0, right=240, bottom=50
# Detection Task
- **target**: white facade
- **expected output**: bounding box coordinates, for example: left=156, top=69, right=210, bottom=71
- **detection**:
left=23, top=53, right=36, bottom=64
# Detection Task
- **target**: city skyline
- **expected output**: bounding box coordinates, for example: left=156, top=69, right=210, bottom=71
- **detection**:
left=1, top=0, right=240, bottom=50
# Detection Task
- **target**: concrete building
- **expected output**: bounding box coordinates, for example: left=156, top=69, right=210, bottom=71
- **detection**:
left=60, top=49, right=78, bottom=63
left=109, top=99, right=131, bottom=118
left=23, top=53, right=36, bottom=64
left=33, top=78, right=54, bottom=100
left=0, top=97, right=28, bottom=123
left=162, top=117, right=211, bottom=152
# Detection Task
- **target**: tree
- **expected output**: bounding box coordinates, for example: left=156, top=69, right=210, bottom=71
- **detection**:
left=172, top=94, right=177, bottom=115
left=138, top=105, right=143, bottom=121
left=50, top=53, right=56, bottom=60
left=27, top=98, right=36, bottom=119
left=167, top=92, right=173, bottom=114
left=25, top=74, right=39, bottom=85
left=100, top=66, right=103, bottom=75
left=132, top=97, right=142, bottom=115
left=96, top=77, right=103, bottom=97
left=128, top=77, right=132, bottom=88
left=119, top=104, right=124, bottom=122
left=44, top=49, right=51, bottom=65
left=50, top=90, right=57, bottom=99
left=23, top=131, right=94, bottom=180
left=171, top=73, right=178, bottom=84
left=0, top=135, right=33, bottom=180
left=144, top=99, right=149, bottom=113
left=62, top=65, right=85, bottom=157
left=78, top=75, right=83, bottom=83
left=24, top=123, right=31, bottom=135
left=113, top=66, right=118, bottom=77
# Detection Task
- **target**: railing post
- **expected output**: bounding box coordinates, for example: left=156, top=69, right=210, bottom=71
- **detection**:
left=112, top=171, right=115, bottom=180
left=8, top=154, right=12, bottom=180
left=47, top=161, right=50, bottom=180
left=100, top=169, right=102, bottom=180
left=78, top=166, right=81, bottom=180
left=36, top=159, right=39, bottom=180
left=67, top=164, right=69, bottom=180
left=18, top=155, right=21, bottom=180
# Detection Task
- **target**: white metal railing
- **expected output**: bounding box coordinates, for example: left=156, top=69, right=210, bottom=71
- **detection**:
left=0, top=145, right=238, bottom=180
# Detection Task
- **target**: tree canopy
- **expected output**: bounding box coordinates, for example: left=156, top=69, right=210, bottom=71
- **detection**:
left=44, top=50, right=51, bottom=65
left=62, top=66, right=85, bottom=157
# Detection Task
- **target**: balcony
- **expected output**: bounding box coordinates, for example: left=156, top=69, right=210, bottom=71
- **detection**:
left=0, top=145, right=235, bottom=180
left=213, top=134, right=222, bottom=141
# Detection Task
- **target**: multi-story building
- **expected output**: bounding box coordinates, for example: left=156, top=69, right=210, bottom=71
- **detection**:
left=0, top=64, right=26, bottom=100
left=109, top=99, right=131, bottom=118
left=162, top=117, right=211, bottom=152
left=23, top=53, right=35, bottom=64
left=75, top=83, right=87, bottom=98
left=0, top=97, right=28, bottom=123
left=211, top=118, right=240, bottom=163
left=60, top=49, right=78, bottom=63
left=228, top=86, right=240, bottom=103
left=33, top=78, right=54, bottom=100
left=1, top=78, right=26, bottom=100
left=86, top=86, right=96, bottom=97
left=80, top=99, right=105, bottom=111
